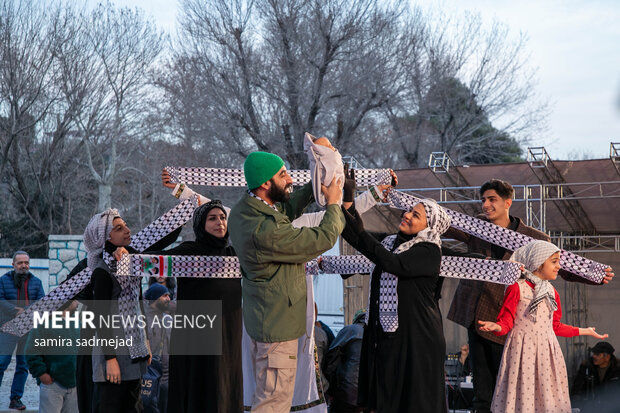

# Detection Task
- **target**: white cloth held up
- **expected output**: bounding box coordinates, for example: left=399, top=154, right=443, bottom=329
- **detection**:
left=304, top=133, right=344, bottom=207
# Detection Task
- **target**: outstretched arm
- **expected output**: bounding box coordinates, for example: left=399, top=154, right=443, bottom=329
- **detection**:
left=479, top=282, right=520, bottom=336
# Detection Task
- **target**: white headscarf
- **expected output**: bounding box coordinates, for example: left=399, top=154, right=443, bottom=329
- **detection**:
left=83, top=208, right=120, bottom=269
left=393, top=198, right=451, bottom=253
left=511, top=240, right=560, bottom=320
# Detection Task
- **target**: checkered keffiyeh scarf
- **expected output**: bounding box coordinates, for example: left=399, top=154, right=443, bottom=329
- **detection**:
left=102, top=252, right=149, bottom=359
left=247, top=189, right=278, bottom=211
left=375, top=198, right=451, bottom=332
left=1, top=197, right=198, bottom=339
left=387, top=190, right=607, bottom=283
left=512, top=240, right=560, bottom=321
left=165, top=166, right=391, bottom=188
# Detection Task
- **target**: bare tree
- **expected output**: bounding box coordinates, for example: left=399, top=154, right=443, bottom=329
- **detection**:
left=75, top=2, right=166, bottom=211
left=0, top=1, right=169, bottom=254
left=0, top=0, right=59, bottom=175
left=0, top=2, right=96, bottom=254
left=161, top=0, right=412, bottom=168
left=387, top=11, right=547, bottom=167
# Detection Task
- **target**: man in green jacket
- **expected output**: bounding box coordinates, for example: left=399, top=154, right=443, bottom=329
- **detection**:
left=229, top=151, right=345, bottom=412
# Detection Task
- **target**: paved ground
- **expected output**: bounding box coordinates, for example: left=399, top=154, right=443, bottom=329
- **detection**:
left=0, top=356, right=38, bottom=412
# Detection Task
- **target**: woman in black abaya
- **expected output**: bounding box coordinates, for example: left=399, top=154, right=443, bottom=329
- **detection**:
left=340, top=199, right=450, bottom=413
left=162, top=200, right=242, bottom=413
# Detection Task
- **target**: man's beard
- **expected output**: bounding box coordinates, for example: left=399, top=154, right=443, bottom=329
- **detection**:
left=155, top=300, right=170, bottom=311
left=267, top=180, right=292, bottom=203
left=13, top=272, right=28, bottom=289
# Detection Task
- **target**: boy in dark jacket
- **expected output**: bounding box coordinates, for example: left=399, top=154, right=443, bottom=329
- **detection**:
left=25, top=300, right=80, bottom=413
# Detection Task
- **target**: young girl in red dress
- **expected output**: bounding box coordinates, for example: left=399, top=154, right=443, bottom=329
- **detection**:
left=479, top=240, right=608, bottom=413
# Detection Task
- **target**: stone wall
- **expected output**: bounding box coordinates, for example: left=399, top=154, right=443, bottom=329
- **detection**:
left=47, top=235, right=86, bottom=288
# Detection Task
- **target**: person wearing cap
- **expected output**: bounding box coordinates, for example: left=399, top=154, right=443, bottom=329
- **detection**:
left=143, top=283, right=172, bottom=413
left=571, top=341, right=620, bottom=413
left=228, top=151, right=345, bottom=412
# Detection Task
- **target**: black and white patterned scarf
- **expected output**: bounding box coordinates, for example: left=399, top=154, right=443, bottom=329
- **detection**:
left=387, top=190, right=607, bottom=283
left=102, top=252, right=149, bottom=359
left=165, top=166, right=391, bottom=188
left=247, top=189, right=278, bottom=211
left=1, top=196, right=198, bottom=338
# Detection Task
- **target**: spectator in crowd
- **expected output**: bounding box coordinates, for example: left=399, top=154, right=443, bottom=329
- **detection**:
left=571, top=341, right=620, bottom=413
left=0, top=251, right=45, bottom=411
left=324, top=309, right=366, bottom=413
left=143, top=284, right=172, bottom=413
left=25, top=300, right=80, bottom=413
left=148, top=276, right=176, bottom=301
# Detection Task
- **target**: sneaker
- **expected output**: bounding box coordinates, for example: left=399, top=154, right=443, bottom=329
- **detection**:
left=9, top=397, right=26, bottom=410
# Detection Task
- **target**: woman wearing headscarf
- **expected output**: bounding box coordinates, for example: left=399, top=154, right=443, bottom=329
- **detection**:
left=84, top=209, right=149, bottom=413
left=340, top=199, right=451, bottom=413
left=154, top=200, right=242, bottom=413
left=75, top=209, right=182, bottom=413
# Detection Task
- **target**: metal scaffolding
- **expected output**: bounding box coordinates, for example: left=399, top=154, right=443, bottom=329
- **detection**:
left=427, top=152, right=478, bottom=216
left=527, top=147, right=596, bottom=233
left=412, top=147, right=620, bottom=377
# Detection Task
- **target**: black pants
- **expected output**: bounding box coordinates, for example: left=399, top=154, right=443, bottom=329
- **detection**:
left=76, top=353, right=93, bottom=413
left=468, top=327, right=504, bottom=413
left=93, top=379, right=143, bottom=413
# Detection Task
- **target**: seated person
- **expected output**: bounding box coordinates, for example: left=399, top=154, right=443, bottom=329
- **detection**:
left=571, top=341, right=620, bottom=413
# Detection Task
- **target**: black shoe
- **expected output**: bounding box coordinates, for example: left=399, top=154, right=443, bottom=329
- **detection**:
left=9, top=397, right=26, bottom=410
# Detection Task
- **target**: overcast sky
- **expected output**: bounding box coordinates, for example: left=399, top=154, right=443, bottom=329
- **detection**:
left=110, top=0, right=620, bottom=160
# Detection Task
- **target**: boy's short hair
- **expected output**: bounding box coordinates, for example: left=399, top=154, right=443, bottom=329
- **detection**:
left=480, top=179, right=514, bottom=200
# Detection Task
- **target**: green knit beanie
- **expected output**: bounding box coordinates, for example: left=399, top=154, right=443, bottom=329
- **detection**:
left=244, top=151, right=285, bottom=189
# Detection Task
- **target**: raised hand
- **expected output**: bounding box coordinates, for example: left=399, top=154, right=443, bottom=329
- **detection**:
left=161, top=168, right=175, bottom=189
left=113, top=247, right=129, bottom=261
left=377, top=169, right=398, bottom=200
left=321, top=177, right=343, bottom=205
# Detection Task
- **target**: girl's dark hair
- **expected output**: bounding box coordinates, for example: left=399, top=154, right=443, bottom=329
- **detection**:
left=480, top=179, right=514, bottom=200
